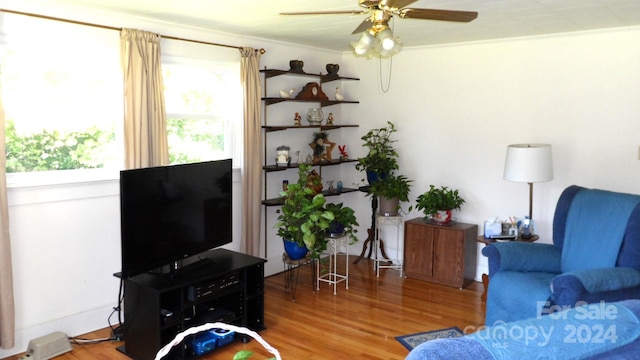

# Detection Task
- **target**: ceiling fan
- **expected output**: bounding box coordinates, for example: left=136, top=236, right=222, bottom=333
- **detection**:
left=281, top=0, right=478, bottom=35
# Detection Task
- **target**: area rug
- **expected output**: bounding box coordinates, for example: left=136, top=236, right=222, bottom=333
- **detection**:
left=395, top=326, right=463, bottom=351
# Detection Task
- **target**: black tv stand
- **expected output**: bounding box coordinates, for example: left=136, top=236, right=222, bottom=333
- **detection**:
left=115, top=249, right=266, bottom=360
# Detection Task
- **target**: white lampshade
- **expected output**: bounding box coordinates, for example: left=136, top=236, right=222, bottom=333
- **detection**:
left=503, top=144, right=553, bottom=183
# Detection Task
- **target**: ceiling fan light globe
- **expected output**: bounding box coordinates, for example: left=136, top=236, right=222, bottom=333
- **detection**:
left=381, top=37, right=395, bottom=50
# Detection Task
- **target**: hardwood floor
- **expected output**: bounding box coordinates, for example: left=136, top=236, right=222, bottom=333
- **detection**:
left=4, top=257, right=485, bottom=360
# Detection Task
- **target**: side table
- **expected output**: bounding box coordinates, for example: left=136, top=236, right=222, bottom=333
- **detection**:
left=374, top=214, right=404, bottom=277
left=477, top=235, right=539, bottom=302
left=317, top=235, right=349, bottom=294
left=353, top=186, right=394, bottom=265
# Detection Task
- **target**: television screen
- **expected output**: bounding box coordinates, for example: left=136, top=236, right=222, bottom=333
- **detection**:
left=119, top=159, right=232, bottom=278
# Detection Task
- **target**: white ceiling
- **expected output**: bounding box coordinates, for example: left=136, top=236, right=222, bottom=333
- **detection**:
left=20, top=0, right=640, bottom=51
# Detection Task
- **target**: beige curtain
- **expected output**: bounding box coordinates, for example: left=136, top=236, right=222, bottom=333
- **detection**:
left=120, top=28, right=169, bottom=169
left=239, top=48, right=263, bottom=257
left=0, top=68, right=15, bottom=349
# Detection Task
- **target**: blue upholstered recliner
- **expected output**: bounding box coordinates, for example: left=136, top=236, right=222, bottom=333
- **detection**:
left=483, top=185, right=640, bottom=325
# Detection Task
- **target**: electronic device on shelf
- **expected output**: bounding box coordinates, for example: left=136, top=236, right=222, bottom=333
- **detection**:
left=118, top=159, right=232, bottom=279
left=187, top=272, right=241, bottom=302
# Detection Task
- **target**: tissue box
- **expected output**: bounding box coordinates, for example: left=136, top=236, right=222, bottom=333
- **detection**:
left=484, top=221, right=502, bottom=238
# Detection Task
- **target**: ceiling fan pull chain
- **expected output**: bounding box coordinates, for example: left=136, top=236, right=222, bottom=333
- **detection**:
left=379, top=56, right=393, bottom=93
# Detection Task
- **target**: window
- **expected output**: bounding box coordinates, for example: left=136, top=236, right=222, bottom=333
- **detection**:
left=1, top=14, right=122, bottom=177
left=1, top=13, right=242, bottom=187
left=162, top=57, right=241, bottom=165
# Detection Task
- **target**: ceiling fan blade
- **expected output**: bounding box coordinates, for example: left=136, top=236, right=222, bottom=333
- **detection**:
left=280, top=10, right=367, bottom=16
left=399, top=8, right=478, bottom=22
left=379, top=0, right=418, bottom=10
left=352, top=17, right=373, bottom=34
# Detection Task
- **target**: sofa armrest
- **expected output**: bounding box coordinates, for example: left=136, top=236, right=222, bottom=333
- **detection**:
left=553, top=267, right=640, bottom=294
left=482, top=242, right=561, bottom=276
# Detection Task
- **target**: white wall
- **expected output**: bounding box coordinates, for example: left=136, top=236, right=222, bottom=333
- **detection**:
left=344, top=26, right=640, bottom=279
left=0, top=2, right=347, bottom=358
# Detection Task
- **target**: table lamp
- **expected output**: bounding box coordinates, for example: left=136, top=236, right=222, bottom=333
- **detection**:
left=503, top=144, right=553, bottom=220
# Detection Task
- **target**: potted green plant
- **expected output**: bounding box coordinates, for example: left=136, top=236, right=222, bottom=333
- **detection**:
left=368, top=174, right=413, bottom=215
left=415, top=185, right=466, bottom=224
left=355, top=121, right=399, bottom=183
left=325, top=202, right=359, bottom=243
left=275, top=164, right=334, bottom=259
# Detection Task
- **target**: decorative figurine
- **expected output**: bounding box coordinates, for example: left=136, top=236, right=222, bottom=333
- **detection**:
left=293, top=112, right=301, bottom=127
left=279, top=89, right=294, bottom=98
left=327, top=112, right=334, bottom=125
left=276, top=145, right=290, bottom=166
left=334, top=87, right=344, bottom=101
left=309, top=132, right=336, bottom=163
left=295, top=150, right=301, bottom=164
left=337, top=181, right=344, bottom=192
left=327, top=180, right=335, bottom=193
left=338, top=145, right=348, bottom=161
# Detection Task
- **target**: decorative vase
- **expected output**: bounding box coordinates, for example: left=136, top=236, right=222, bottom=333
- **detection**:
left=328, top=221, right=345, bottom=238
left=326, top=63, right=339, bottom=76
left=432, top=210, right=452, bottom=224
left=289, top=60, right=304, bottom=72
left=306, top=108, right=323, bottom=125
left=366, top=170, right=387, bottom=185
left=283, top=239, right=308, bottom=260
left=378, top=196, right=400, bottom=216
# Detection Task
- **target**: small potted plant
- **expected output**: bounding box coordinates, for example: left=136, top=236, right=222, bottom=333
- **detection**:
left=325, top=202, right=359, bottom=243
left=415, top=185, right=466, bottom=224
left=355, top=121, right=399, bottom=183
left=275, top=164, right=334, bottom=259
left=368, top=174, right=413, bottom=216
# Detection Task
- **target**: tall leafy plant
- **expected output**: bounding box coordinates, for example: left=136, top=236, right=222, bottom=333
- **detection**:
left=275, top=164, right=334, bottom=258
left=355, top=121, right=399, bottom=178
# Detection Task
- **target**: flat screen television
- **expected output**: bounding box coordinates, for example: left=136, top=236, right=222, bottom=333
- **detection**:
left=119, top=159, right=232, bottom=278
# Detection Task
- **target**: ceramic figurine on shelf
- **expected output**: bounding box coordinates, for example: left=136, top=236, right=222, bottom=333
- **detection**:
left=334, top=87, right=344, bottom=101
left=279, top=89, right=294, bottom=98
left=293, top=112, right=301, bottom=126
left=327, top=112, right=334, bottom=125
left=295, top=150, right=301, bottom=164
left=309, top=131, right=335, bottom=163
left=338, top=145, right=348, bottom=161
left=327, top=180, right=335, bottom=193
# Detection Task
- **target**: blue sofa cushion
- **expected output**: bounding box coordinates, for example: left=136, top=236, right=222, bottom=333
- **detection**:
left=486, top=271, right=556, bottom=325
left=552, top=185, right=583, bottom=250
left=557, top=268, right=640, bottom=293
left=472, top=301, right=640, bottom=359
left=482, top=242, right=561, bottom=276
left=561, top=189, right=640, bottom=273
left=406, top=300, right=640, bottom=360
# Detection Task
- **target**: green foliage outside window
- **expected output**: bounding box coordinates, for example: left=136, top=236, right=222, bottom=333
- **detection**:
left=5, top=119, right=114, bottom=173
left=167, top=117, right=224, bottom=165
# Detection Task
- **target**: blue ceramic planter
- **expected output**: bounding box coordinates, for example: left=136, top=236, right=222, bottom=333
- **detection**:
left=366, top=170, right=387, bottom=185
left=283, top=239, right=308, bottom=260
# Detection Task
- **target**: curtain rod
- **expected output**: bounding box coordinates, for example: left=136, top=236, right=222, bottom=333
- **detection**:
left=0, top=8, right=266, bottom=54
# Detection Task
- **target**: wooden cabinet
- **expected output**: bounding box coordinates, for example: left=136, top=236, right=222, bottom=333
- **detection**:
left=404, top=218, right=477, bottom=288
left=117, top=249, right=266, bottom=360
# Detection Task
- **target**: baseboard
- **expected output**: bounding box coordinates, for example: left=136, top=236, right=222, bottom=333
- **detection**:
left=0, top=305, right=114, bottom=359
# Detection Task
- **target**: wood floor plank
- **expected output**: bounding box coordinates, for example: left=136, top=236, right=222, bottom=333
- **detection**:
left=4, top=257, right=485, bottom=360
